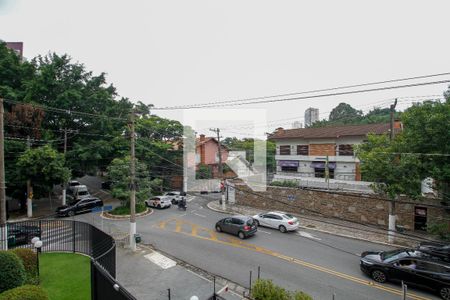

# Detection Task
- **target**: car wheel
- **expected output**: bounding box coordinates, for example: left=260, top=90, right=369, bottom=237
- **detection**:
left=68, top=211, right=75, bottom=217
left=371, top=270, right=387, bottom=283
left=279, top=225, right=287, bottom=233
left=215, top=225, right=222, bottom=232
left=171, top=199, right=176, bottom=204
left=157, top=204, right=161, bottom=209
left=440, top=286, right=450, bottom=300
left=254, top=220, right=259, bottom=227
left=238, top=231, right=245, bottom=239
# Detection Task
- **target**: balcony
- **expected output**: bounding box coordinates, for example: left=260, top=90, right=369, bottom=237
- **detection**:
left=275, top=154, right=359, bottom=162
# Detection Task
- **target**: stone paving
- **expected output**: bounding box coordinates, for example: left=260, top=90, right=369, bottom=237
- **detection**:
left=207, top=200, right=436, bottom=248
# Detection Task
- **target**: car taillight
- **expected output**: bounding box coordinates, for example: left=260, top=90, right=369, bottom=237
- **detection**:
left=244, top=225, right=251, bottom=231
left=288, top=221, right=294, bottom=225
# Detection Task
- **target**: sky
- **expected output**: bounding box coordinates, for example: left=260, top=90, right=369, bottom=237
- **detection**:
left=1, top=0, right=450, bottom=138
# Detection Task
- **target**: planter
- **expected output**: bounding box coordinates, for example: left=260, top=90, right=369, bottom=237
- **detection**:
left=101, top=208, right=153, bottom=220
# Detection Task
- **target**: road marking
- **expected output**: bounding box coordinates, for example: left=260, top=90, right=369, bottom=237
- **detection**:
left=144, top=251, right=177, bottom=269
left=258, top=230, right=272, bottom=234
left=297, top=231, right=321, bottom=240
left=186, top=196, right=196, bottom=202
left=193, top=213, right=206, bottom=218
left=155, top=218, right=431, bottom=300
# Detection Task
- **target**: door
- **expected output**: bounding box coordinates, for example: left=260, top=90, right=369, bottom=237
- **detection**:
left=390, top=259, right=419, bottom=284
left=414, top=207, right=427, bottom=231
left=262, top=214, right=277, bottom=228
left=231, top=218, right=244, bottom=235
left=76, top=200, right=89, bottom=212
left=222, top=218, right=232, bottom=233
left=258, top=214, right=272, bottom=228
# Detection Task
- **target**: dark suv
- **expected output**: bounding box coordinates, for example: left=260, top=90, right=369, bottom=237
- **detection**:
left=56, top=197, right=103, bottom=217
left=360, top=249, right=450, bottom=299
left=215, top=215, right=257, bottom=239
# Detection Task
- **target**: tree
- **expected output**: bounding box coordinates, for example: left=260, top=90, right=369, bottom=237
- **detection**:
left=329, top=103, right=363, bottom=122
left=16, top=145, right=70, bottom=199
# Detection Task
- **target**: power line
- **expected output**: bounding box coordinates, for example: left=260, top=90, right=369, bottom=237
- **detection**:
left=156, top=80, right=450, bottom=110
left=152, top=72, right=450, bottom=110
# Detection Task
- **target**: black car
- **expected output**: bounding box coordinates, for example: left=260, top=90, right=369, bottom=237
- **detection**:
left=215, top=215, right=257, bottom=239
left=56, top=197, right=103, bottom=217
left=418, top=242, right=450, bottom=262
left=7, top=224, right=41, bottom=247
left=360, top=249, right=450, bottom=299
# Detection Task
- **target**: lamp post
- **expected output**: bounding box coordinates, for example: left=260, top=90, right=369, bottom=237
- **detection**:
left=31, top=237, right=43, bottom=280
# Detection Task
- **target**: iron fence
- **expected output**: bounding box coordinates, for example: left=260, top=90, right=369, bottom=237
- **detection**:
left=7, top=219, right=134, bottom=300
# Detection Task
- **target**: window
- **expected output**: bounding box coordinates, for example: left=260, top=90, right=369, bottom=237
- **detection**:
left=314, top=168, right=334, bottom=179
left=297, top=145, right=309, bottom=155
left=338, top=144, right=354, bottom=156
left=281, top=166, right=298, bottom=172
left=232, top=218, right=245, bottom=225
left=279, top=145, right=291, bottom=155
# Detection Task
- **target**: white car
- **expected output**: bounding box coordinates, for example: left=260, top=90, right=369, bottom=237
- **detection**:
left=164, top=191, right=183, bottom=204
left=252, top=211, right=299, bottom=233
left=145, top=196, right=172, bottom=209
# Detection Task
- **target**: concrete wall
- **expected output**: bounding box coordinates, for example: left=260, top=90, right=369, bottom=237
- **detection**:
left=233, top=182, right=448, bottom=230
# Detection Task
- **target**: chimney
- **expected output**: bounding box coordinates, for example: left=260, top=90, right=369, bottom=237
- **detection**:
left=200, top=134, right=206, bottom=142
left=394, top=119, right=403, bottom=130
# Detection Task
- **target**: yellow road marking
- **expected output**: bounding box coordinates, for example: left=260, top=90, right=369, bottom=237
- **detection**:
left=154, top=218, right=432, bottom=300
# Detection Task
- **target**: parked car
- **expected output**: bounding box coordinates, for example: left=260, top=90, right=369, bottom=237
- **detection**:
left=56, top=197, right=103, bottom=217
left=67, top=185, right=91, bottom=201
left=252, top=211, right=299, bottom=233
left=145, top=196, right=172, bottom=209
left=67, top=180, right=81, bottom=192
left=164, top=191, right=183, bottom=204
left=360, top=249, right=450, bottom=299
left=7, top=224, right=41, bottom=247
left=215, top=215, right=257, bottom=239
left=418, top=242, right=450, bottom=262
left=101, top=180, right=115, bottom=190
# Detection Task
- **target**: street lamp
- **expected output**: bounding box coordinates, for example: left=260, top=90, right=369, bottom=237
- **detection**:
left=32, top=237, right=43, bottom=280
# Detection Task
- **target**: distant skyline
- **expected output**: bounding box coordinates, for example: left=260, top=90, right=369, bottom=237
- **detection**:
left=1, top=0, right=449, bottom=138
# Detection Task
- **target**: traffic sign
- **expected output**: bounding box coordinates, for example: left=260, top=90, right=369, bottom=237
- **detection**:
left=287, top=195, right=295, bottom=201
left=92, top=206, right=103, bottom=213
left=103, top=205, right=113, bottom=212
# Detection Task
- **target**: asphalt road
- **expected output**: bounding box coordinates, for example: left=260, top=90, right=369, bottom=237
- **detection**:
left=71, top=191, right=439, bottom=300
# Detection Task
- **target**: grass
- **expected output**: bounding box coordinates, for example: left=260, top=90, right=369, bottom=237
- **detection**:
left=109, top=203, right=146, bottom=215
left=40, top=253, right=90, bottom=300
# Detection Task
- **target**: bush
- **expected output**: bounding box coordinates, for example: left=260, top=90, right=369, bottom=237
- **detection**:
left=9, top=249, right=37, bottom=284
left=109, top=202, right=146, bottom=215
left=427, top=221, right=450, bottom=241
left=0, top=251, right=26, bottom=293
left=251, top=279, right=312, bottom=300
left=270, top=180, right=298, bottom=188
left=0, top=285, right=48, bottom=300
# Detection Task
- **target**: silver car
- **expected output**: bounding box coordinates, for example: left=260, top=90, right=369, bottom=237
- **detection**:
left=252, top=211, right=299, bottom=233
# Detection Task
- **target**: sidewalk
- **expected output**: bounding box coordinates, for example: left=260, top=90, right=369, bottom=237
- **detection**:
left=116, top=245, right=243, bottom=300
left=207, top=200, right=434, bottom=248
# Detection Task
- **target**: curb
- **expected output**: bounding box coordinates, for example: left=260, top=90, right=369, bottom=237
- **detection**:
left=206, top=201, right=407, bottom=248
left=101, top=208, right=153, bottom=220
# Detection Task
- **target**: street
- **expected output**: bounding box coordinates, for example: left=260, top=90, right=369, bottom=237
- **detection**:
left=70, top=188, right=439, bottom=300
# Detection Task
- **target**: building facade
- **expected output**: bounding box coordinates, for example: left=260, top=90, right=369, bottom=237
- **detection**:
left=196, top=134, right=229, bottom=177
left=304, top=107, right=319, bottom=127
left=269, top=122, right=402, bottom=184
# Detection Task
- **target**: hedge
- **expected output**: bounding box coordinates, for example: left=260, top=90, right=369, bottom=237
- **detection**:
left=0, top=251, right=26, bottom=293
left=270, top=180, right=298, bottom=188
left=0, top=285, right=48, bottom=300
left=9, top=249, right=38, bottom=284
left=252, top=279, right=312, bottom=300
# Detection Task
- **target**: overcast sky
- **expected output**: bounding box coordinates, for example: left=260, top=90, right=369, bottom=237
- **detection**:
left=1, top=0, right=449, bottom=138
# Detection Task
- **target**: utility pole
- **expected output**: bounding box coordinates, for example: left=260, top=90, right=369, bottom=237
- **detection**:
left=129, top=109, right=137, bottom=252
left=388, top=98, right=398, bottom=243
left=0, top=98, right=8, bottom=250
left=26, top=135, right=33, bottom=218
left=210, top=128, right=225, bottom=210
left=62, top=128, right=67, bottom=206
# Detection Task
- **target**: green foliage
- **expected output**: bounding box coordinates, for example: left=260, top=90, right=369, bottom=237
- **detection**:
left=196, top=164, right=212, bottom=179
left=270, top=180, right=298, bottom=188
left=427, top=221, right=450, bottom=241
left=9, top=249, right=37, bottom=285
left=251, top=279, right=312, bottom=300
left=329, top=102, right=363, bottom=122
left=0, top=251, right=26, bottom=293
left=0, top=285, right=48, bottom=300
left=17, top=145, right=70, bottom=198
left=109, top=203, right=147, bottom=215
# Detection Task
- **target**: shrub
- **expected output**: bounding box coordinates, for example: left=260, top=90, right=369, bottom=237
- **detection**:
left=0, top=285, right=48, bottom=300
left=251, top=279, right=312, bottom=300
left=427, top=221, right=450, bottom=241
left=270, top=180, right=298, bottom=188
left=9, top=249, right=37, bottom=284
left=109, top=202, right=146, bottom=215
left=0, top=251, right=26, bottom=293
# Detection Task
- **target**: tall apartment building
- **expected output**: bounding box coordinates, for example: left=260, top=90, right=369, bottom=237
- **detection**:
left=304, top=107, right=319, bottom=127
left=291, top=121, right=303, bottom=129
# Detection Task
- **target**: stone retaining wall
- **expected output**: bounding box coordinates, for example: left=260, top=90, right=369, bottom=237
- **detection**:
left=233, top=182, right=448, bottom=230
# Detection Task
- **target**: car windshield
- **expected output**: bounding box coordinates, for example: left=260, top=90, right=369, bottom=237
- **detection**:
left=78, top=191, right=88, bottom=196
left=381, top=250, right=416, bottom=262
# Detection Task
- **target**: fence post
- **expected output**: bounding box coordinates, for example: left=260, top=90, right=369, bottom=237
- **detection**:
left=72, top=221, right=75, bottom=253
left=257, top=266, right=260, bottom=280
left=402, top=281, right=407, bottom=300
left=249, top=270, right=252, bottom=296
left=213, top=276, right=216, bottom=299
left=167, top=288, right=171, bottom=300
left=90, top=260, right=96, bottom=300
left=39, top=220, right=42, bottom=239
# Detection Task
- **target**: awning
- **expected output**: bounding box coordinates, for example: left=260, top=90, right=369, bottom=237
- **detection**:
left=278, top=160, right=299, bottom=167
left=310, top=162, right=336, bottom=169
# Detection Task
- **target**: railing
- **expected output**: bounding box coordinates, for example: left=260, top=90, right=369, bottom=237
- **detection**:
left=7, top=219, right=135, bottom=300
